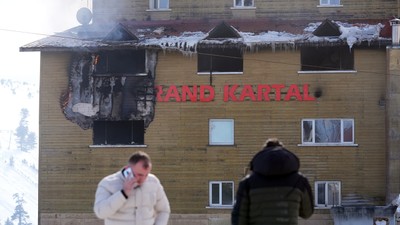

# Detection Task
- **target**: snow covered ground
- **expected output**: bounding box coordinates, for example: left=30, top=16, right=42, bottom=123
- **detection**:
left=0, top=79, right=38, bottom=225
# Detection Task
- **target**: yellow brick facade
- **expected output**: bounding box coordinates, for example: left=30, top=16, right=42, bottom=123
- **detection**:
left=92, top=0, right=397, bottom=23
left=38, top=46, right=389, bottom=224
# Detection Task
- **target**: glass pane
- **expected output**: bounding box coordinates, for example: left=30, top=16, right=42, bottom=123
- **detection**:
left=315, top=120, right=340, bottom=143
left=320, top=0, right=329, bottom=4
left=235, top=0, right=243, bottom=6
left=327, top=182, right=340, bottom=206
left=210, top=120, right=234, bottom=145
left=330, top=0, right=340, bottom=5
left=244, top=0, right=253, bottom=6
left=211, top=183, right=220, bottom=204
left=153, top=0, right=157, bottom=8
left=302, top=120, right=313, bottom=143
left=343, top=120, right=353, bottom=142
left=221, top=183, right=233, bottom=205
left=159, top=0, right=168, bottom=9
left=317, top=183, right=326, bottom=205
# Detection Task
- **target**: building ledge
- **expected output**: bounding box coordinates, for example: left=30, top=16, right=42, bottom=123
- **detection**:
left=89, top=145, right=148, bottom=148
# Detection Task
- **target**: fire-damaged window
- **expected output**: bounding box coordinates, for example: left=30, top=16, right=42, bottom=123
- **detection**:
left=300, top=46, right=354, bottom=71
left=93, top=120, right=145, bottom=145
left=302, top=119, right=354, bottom=145
left=197, top=47, right=243, bottom=74
left=94, top=50, right=146, bottom=75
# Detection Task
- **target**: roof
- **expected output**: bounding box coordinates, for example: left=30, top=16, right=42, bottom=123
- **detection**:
left=20, top=18, right=392, bottom=53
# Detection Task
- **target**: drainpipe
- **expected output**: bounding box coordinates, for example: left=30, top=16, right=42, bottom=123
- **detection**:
left=386, top=18, right=400, bottom=204
left=390, top=18, right=400, bottom=45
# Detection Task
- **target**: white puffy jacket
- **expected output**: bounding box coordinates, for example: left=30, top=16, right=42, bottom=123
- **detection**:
left=94, top=171, right=170, bottom=225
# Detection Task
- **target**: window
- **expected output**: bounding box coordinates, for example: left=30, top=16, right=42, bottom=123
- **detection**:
left=149, top=0, right=169, bottom=9
left=94, top=50, right=146, bottom=75
left=315, top=181, right=341, bottom=208
left=302, top=119, right=354, bottom=145
left=320, top=0, right=340, bottom=6
left=301, top=46, right=354, bottom=71
left=234, top=0, right=254, bottom=7
left=198, top=48, right=243, bottom=74
left=209, top=119, right=234, bottom=145
left=93, top=120, right=144, bottom=145
left=209, top=181, right=234, bottom=207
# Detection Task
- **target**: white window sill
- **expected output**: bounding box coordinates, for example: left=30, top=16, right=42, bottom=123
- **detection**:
left=315, top=206, right=337, bottom=209
left=146, top=9, right=172, bottom=12
left=317, top=5, right=343, bottom=8
left=89, top=145, right=148, bottom=148
left=206, top=206, right=234, bottom=209
left=298, top=143, right=358, bottom=147
left=197, top=72, right=243, bottom=75
left=298, top=70, right=357, bottom=74
left=230, top=6, right=256, bottom=10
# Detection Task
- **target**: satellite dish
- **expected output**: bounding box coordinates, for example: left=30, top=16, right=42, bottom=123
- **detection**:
left=76, top=7, right=92, bottom=25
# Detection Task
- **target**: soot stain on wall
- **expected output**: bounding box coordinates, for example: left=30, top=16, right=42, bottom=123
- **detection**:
left=60, top=50, right=158, bottom=130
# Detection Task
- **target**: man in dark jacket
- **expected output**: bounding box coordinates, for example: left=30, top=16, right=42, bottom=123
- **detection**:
left=231, top=138, right=314, bottom=225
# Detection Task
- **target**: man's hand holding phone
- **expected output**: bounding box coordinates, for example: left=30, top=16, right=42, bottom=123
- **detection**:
left=122, top=168, right=138, bottom=196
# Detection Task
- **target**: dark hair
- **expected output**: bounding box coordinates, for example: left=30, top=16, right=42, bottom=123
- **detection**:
left=262, top=138, right=284, bottom=148
left=128, top=151, right=151, bottom=169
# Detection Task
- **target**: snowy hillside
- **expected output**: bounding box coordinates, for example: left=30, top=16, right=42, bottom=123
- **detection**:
left=0, top=79, right=38, bottom=225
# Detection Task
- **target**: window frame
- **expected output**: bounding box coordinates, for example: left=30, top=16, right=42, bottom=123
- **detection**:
left=315, top=181, right=341, bottom=208
left=149, top=0, right=169, bottom=10
left=300, top=118, right=357, bottom=146
left=233, top=0, right=255, bottom=8
left=94, top=50, right=146, bottom=75
left=300, top=46, right=354, bottom=72
left=318, top=0, right=343, bottom=7
left=209, top=181, right=235, bottom=208
left=209, top=119, right=235, bottom=146
left=197, top=47, right=244, bottom=75
left=92, top=120, right=145, bottom=146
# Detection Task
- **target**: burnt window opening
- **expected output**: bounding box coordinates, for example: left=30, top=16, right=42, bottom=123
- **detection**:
left=94, top=50, right=146, bottom=75
left=301, top=46, right=354, bottom=71
left=93, top=120, right=145, bottom=145
left=197, top=47, right=243, bottom=73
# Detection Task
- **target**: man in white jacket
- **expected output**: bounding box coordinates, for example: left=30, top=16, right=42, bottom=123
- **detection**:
left=94, top=151, right=170, bottom=225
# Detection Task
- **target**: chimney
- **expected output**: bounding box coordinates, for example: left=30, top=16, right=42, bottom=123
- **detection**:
left=390, top=18, right=400, bottom=45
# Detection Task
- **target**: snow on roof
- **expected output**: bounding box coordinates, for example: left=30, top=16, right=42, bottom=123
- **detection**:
left=20, top=19, right=390, bottom=53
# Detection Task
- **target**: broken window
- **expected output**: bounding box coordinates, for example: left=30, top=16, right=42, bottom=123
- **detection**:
left=93, top=120, right=144, bottom=145
left=234, top=0, right=254, bottom=7
left=94, top=50, right=146, bottom=75
left=301, top=46, right=354, bottom=71
left=315, top=181, right=341, bottom=208
left=198, top=47, right=243, bottom=73
left=302, top=119, right=354, bottom=145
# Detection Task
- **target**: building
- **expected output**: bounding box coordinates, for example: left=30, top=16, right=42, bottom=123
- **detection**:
left=21, top=0, right=400, bottom=224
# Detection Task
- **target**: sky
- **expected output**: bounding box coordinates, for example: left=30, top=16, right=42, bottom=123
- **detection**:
left=0, top=0, right=92, bottom=82
left=0, top=1, right=92, bottom=224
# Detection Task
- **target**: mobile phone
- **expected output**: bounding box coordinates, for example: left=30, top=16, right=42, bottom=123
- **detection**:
left=123, top=167, right=134, bottom=179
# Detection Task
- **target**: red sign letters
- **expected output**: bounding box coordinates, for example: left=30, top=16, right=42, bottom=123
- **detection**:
left=156, top=84, right=315, bottom=102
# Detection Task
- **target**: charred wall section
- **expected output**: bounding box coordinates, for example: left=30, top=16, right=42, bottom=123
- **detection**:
left=60, top=49, right=157, bottom=131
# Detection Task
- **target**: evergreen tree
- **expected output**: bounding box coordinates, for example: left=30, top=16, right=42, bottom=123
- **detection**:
left=4, top=218, right=14, bottom=225
left=11, top=193, right=32, bottom=225
left=9, top=156, right=14, bottom=167
left=14, top=108, right=36, bottom=152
